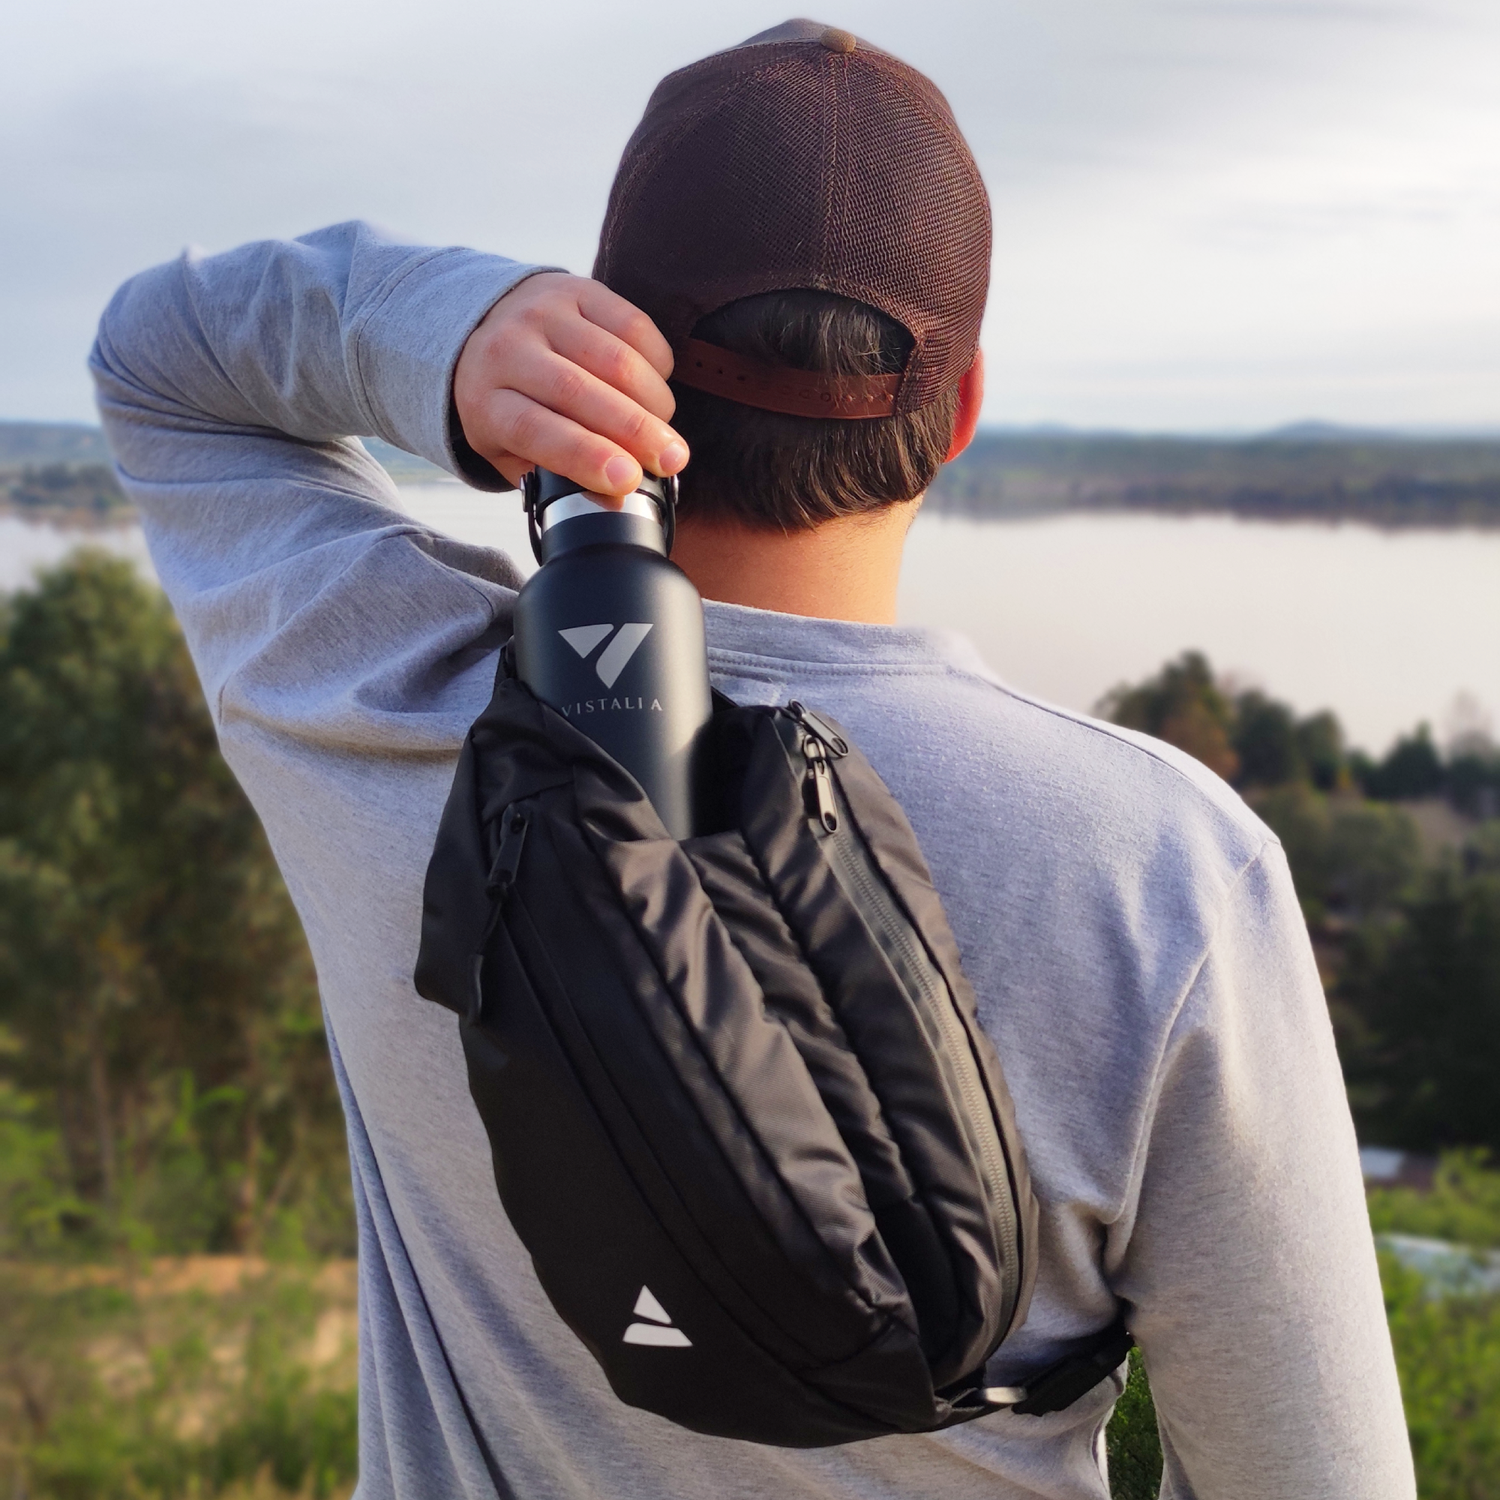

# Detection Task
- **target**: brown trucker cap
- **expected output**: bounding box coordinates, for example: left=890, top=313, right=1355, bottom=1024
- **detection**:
left=592, top=19, right=990, bottom=418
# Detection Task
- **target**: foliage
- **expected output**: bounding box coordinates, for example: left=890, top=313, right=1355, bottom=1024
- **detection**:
left=3, top=559, right=1496, bottom=1494
left=1098, top=651, right=1359, bottom=797
left=0, top=1260, right=357, bottom=1500
left=1341, top=868, right=1500, bottom=1155
left=1105, top=1348, right=1162, bottom=1500
left=1105, top=1225, right=1500, bottom=1500
left=1099, top=650, right=1500, bottom=820
left=1, top=462, right=129, bottom=518
left=1098, top=653, right=1500, bottom=1490
left=1465, top=820, right=1500, bottom=875
left=1381, top=1253, right=1500, bottom=1500
left=1369, top=1153, right=1500, bottom=1251
left=1357, top=726, right=1447, bottom=802
left=0, top=1063, right=90, bottom=1256
left=1097, top=652, right=1241, bottom=781
left=1234, top=691, right=1347, bottom=792
left=1100, top=655, right=1500, bottom=1162
left=0, top=553, right=351, bottom=1258
left=1255, top=783, right=1422, bottom=925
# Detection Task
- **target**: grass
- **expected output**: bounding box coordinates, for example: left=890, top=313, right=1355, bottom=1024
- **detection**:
left=1382, top=1253, right=1500, bottom=1500
left=9, top=1156, right=1500, bottom=1500
left=1106, top=1349, right=1162, bottom=1499
left=1, top=1258, right=357, bottom=1500
left=1106, top=1152, right=1500, bottom=1499
left=1368, top=1151, right=1500, bottom=1251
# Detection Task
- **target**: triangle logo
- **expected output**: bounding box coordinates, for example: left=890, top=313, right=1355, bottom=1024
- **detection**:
left=622, top=1285, right=691, bottom=1347
left=633, top=1286, right=672, bottom=1324
left=559, top=623, right=614, bottom=658
left=556, top=623, right=654, bottom=688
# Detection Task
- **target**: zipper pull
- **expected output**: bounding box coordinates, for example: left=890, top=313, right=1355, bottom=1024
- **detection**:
left=486, top=808, right=531, bottom=901
left=787, top=701, right=849, bottom=758
left=803, top=738, right=840, bottom=834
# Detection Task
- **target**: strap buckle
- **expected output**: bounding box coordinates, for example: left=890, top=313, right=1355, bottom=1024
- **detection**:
left=982, top=1320, right=1135, bottom=1417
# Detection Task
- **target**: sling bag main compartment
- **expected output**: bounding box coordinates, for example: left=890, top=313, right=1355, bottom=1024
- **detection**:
left=415, top=670, right=1120, bottom=1446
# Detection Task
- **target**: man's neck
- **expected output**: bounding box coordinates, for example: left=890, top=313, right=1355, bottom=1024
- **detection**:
left=669, top=499, right=921, bottom=625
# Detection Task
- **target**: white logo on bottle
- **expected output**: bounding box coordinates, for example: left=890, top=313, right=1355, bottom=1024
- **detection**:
left=559, top=623, right=654, bottom=688
left=622, top=1285, right=691, bottom=1347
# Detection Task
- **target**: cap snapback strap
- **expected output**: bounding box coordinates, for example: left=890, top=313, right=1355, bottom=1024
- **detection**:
left=673, top=338, right=899, bottom=419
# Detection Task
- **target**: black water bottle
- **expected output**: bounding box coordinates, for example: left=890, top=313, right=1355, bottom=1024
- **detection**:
left=512, top=468, right=712, bottom=839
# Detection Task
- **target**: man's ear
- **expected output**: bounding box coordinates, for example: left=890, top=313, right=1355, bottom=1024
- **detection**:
left=943, top=349, right=985, bottom=463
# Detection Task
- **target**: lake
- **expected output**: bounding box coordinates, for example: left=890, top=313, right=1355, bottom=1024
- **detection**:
left=4, top=487, right=1497, bottom=754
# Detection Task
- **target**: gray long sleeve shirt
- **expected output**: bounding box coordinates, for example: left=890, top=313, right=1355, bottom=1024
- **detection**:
left=91, top=222, right=1415, bottom=1500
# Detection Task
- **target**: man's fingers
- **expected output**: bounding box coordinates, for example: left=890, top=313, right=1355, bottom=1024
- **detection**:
left=502, top=344, right=685, bottom=478
left=573, top=280, right=675, bottom=378
left=469, top=390, right=650, bottom=497
left=547, top=315, right=677, bottom=423
left=453, top=272, right=688, bottom=495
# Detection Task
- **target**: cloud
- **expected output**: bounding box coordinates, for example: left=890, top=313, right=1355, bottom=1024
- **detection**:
left=2, top=0, right=1496, bottom=427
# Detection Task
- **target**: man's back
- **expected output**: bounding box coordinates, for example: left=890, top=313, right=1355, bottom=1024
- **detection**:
left=92, top=222, right=1412, bottom=1499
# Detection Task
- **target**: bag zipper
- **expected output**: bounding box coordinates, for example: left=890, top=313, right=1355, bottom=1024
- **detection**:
left=789, top=700, right=846, bottom=833
left=803, top=737, right=840, bottom=833
left=787, top=700, right=850, bottom=757
left=486, top=807, right=531, bottom=904
left=784, top=708, right=1021, bottom=1334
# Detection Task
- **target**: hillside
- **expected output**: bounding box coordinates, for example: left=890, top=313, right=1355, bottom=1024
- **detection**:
left=0, top=423, right=444, bottom=521
left=928, top=425, right=1500, bottom=526
left=0, top=420, right=112, bottom=465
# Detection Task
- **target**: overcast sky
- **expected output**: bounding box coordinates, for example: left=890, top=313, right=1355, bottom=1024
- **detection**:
left=4, top=0, right=1497, bottom=430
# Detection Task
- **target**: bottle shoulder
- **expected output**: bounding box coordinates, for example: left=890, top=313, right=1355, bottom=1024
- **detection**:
left=519, top=545, right=698, bottom=594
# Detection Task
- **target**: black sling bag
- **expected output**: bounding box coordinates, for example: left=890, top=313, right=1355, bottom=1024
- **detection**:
left=415, top=664, right=1131, bottom=1446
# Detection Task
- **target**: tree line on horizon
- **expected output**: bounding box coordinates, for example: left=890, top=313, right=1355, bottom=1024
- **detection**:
left=930, top=428, right=1500, bottom=527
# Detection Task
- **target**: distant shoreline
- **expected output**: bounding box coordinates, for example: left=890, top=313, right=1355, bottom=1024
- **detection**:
left=7, top=419, right=1500, bottom=530
left=928, top=428, right=1500, bottom=530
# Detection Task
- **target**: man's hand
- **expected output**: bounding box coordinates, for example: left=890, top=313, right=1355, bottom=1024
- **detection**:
left=454, top=272, right=688, bottom=497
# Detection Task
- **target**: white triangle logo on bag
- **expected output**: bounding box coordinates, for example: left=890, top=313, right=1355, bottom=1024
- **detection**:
left=622, top=1285, right=691, bottom=1347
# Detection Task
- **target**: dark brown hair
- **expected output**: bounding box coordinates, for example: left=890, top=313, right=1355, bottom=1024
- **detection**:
left=671, top=291, right=961, bottom=533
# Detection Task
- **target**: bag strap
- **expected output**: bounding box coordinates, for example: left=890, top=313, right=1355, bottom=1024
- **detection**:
left=981, top=1319, right=1135, bottom=1416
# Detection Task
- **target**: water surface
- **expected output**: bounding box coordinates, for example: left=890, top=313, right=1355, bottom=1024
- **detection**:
left=5, top=489, right=1496, bottom=754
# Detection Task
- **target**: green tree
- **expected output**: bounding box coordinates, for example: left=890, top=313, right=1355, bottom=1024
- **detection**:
left=1341, top=867, right=1500, bottom=1154
left=1230, top=689, right=1303, bottom=788
left=1360, top=726, right=1446, bottom=802
left=1097, top=652, right=1240, bottom=781
left=0, top=552, right=350, bottom=1256
left=1255, top=784, right=1422, bottom=925
left=1098, top=653, right=1353, bottom=795
left=1294, top=710, right=1346, bottom=792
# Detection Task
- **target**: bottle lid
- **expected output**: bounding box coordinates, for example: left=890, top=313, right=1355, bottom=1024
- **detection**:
left=523, top=469, right=677, bottom=563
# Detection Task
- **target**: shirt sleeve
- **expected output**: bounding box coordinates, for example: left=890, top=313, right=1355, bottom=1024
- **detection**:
left=88, top=222, right=551, bottom=742
left=1110, top=841, right=1415, bottom=1499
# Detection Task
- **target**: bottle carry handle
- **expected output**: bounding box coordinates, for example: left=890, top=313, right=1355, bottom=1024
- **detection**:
left=522, top=468, right=678, bottom=563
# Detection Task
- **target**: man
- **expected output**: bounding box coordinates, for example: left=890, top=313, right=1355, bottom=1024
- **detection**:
left=92, top=20, right=1413, bottom=1500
